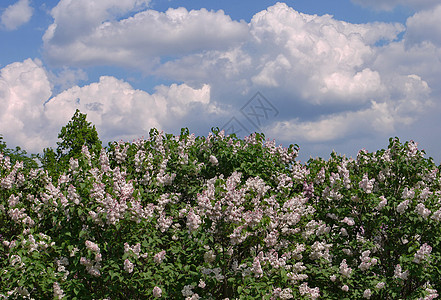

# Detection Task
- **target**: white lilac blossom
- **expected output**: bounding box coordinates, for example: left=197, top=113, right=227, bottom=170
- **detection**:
left=358, top=250, right=377, bottom=271
left=397, top=200, right=410, bottom=214
left=251, top=256, right=263, bottom=277
left=124, top=259, right=134, bottom=273
left=419, top=187, right=432, bottom=201
left=154, top=250, right=166, bottom=264
left=274, top=288, right=294, bottom=299
left=153, top=286, right=162, bottom=298
left=394, top=264, right=409, bottom=280
left=85, top=240, right=100, bottom=253
left=204, top=250, right=216, bottom=264
left=432, top=209, right=441, bottom=221
left=186, top=209, right=201, bottom=233
left=298, top=282, right=320, bottom=299
left=363, top=289, right=372, bottom=299
left=198, top=279, right=206, bottom=288
left=209, top=155, right=218, bottom=166
left=80, top=256, right=101, bottom=277
left=337, top=163, right=351, bottom=189
left=181, top=285, right=195, bottom=297
left=341, top=217, right=355, bottom=226
left=123, top=243, right=141, bottom=258
left=376, top=196, right=387, bottom=210
left=413, top=243, right=432, bottom=264
left=309, top=241, right=332, bottom=262
left=376, top=282, right=385, bottom=289
left=339, top=259, right=352, bottom=277
left=53, top=282, right=65, bottom=300
left=416, top=203, right=431, bottom=219
left=359, top=174, right=374, bottom=193
left=402, top=187, right=415, bottom=199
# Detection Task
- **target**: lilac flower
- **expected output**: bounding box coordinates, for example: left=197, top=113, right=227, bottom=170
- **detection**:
left=124, top=259, right=134, bottom=273
left=154, top=250, right=166, bottom=264
left=153, top=286, right=162, bottom=298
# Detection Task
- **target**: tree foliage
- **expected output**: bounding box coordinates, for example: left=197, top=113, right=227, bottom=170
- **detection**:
left=0, top=135, right=38, bottom=169
left=40, top=109, right=102, bottom=179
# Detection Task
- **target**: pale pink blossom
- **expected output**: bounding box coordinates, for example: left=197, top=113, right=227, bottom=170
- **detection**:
left=198, top=279, right=206, bottom=288
left=376, top=196, right=387, bottom=210
left=394, top=264, right=409, bottom=280
left=359, top=174, right=374, bottom=193
left=251, top=256, right=263, bottom=277
left=53, top=282, right=65, bottom=300
left=363, top=289, right=372, bottom=299
left=402, top=187, right=415, bottom=199
left=416, top=203, right=431, bottom=219
left=298, top=282, right=320, bottom=299
left=413, top=243, right=432, bottom=264
left=153, top=286, right=162, bottom=298
left=209, top=155, right=218, bottom=166
left=204, top=250, right=216, bottom=264
left=186, top=209, right=201, bottom=233
left=340, top=259, right=352, bottom=277
left=376, top=282, right=385, bottom=289
left=154, top=250, right=166, bottom=264
left=124, top=259, right=134, bottom=273
left=397, top=200, right=410, bottom=214
left=85, top=240, right=100, bottom=253
left=341, top=217, right=355, bottom=226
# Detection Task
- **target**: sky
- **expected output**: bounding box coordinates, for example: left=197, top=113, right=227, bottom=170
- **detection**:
left=1, top=0, right=441, bottom=164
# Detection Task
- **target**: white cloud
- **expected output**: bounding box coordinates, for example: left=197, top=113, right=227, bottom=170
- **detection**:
left=158, top=3, right=403, bottom=105
left=43, top=2, right=248, bottom=69
left=1, top=0, right=33, bottom=30
left=44, top=77, right=213, bottom=143
left=45, top=0, right=150, bottom=42
left=0, top=58, right=216, bottom=153
left=350, top=0, right=440, bottom=11
left=4, top=2, right=441, bottom=163
left=0, top=59, right=51, bottom=151
left=152, top=3, right=439, bottom=162
left=267, top=74, right=432, bottom=142
left=405, top=5, right=441, bottom=46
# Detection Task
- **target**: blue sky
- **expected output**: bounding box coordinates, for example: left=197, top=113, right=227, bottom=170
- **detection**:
left=1, top=0, right=441, bottom=164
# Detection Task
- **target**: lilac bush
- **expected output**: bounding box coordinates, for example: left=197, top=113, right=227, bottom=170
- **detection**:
left=1, top=126, right=440, bottom=299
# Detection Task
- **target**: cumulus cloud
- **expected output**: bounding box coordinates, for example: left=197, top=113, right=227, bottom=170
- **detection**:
left=350, top=0, right=440, bottom=11
left=0, top=59, right=216, bottom=153
left=1, top=0, right=33, bottom=30
left=43, top=1, right=248, bottom=69
left=157, top=3, right=404, bottom=106
left=4, top=2, right=441, bottom=162
left=0, top=59, right=51, bottom=151
left=267, top=74, right=432, bottom=142
left=155, top=3, right=439, bottom=153
left=405, top=5, right=441, bottom=46
left=45, top=77, right=213, bottom=143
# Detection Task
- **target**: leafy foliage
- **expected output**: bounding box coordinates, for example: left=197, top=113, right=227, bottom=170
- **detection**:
left=0, top=135, right=38, bottom=169
left=1, top=114, right=441, bottom=299
left=39, top=109, right=102, bottom=180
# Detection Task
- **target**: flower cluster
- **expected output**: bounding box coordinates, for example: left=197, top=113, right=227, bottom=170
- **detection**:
left=1, top=130, right=441, bottom=299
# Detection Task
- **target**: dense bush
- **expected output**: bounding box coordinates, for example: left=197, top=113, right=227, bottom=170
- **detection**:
left=1, top=111, right=440, bottom=299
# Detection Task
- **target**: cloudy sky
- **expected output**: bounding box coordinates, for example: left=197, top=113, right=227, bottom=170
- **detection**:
left=1, top=0, right=441, bottom=163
